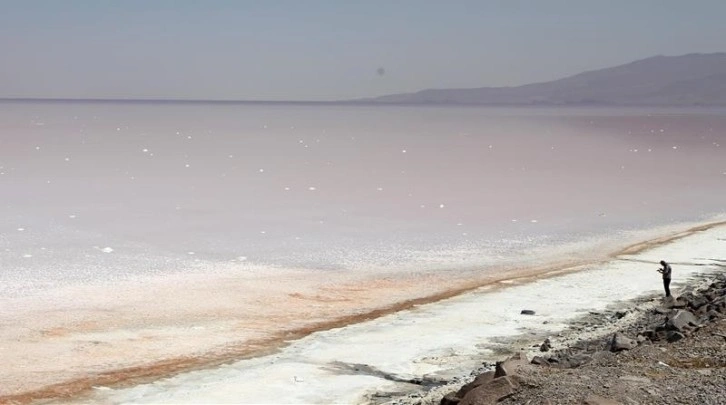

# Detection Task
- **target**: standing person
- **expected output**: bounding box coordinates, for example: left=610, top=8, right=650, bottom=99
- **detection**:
left=657, top=260, right=672, bottom=297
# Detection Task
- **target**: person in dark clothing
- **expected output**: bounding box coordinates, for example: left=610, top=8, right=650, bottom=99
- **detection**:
left=657, top=260, right=672, bottom=297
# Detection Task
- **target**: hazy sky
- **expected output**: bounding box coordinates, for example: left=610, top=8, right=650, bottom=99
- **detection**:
left=1, top=0, right=724, bottom=101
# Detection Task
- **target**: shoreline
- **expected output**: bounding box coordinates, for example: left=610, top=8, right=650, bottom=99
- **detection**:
left=1, top=219, right=724, bottom=404
left=23, top=220, right=723, bottom=404
left=414, top=272, right=726, bottom=405
left=384, top=272, right=726, bottom=405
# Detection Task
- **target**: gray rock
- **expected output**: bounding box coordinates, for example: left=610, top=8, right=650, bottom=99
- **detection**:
left=713, top=297, right=726, bottom=312
left=460, top=376, right=519, bottom=405
left=688, top=296, right=709, bottom=310
left=494, top=353, right=528, bottom=378
left=610, top=333, right=637, bottom=352
left=455, top=371, right=494, bottom=398
left=653, top=306, right=669, bottom=315
left=564, top=353, right=592, bottom=368
left=663, top=295, right=678, bottom=308
left=638, top=330, right=656, bottom=341
left=665, top=309, right=699, bottom=331
left=666, top=331, right=685, bottom=342
left=520, top=309, right=536, bottom=315
left=540, top=338, right=551, bottom=352
left=673, top=297, right=688, bottom=308
left=440, top=391, right=461, bottom=405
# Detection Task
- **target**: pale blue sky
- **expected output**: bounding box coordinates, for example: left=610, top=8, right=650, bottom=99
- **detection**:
left=1, top=0, right=724, bottom=100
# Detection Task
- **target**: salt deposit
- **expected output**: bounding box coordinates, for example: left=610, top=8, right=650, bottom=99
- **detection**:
left=77, top=224, right=726, bottom=404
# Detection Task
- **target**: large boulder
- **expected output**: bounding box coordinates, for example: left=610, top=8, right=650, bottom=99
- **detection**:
left=713, top=297, right=726, bottom=312
left=688, top=295, right=709, bottom=310
left=610, top=333, right=637, bottom=352
left=666, top=331, right=685, bottom=342
left=662, top=296, right=678, bottom=308
left=494, top=352, right=529, bottom=377
left=707, top=309, right=721, bottom=320
left=563, top=353, right=593, bottom=368
left=665, top=309, right=699, bottom=331
left=440, top=391, right=461, bottom=405
left=455, top=371, right=495, bottom=398
left=459, top=376, right=520, bottom=405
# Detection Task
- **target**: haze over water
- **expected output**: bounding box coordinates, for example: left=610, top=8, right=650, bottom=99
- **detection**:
left=2, top=102, right=726, bottom=297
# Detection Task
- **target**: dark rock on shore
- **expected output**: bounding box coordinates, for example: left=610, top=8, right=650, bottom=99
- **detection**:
left=664, top=309, right=699, bottom=332
left=459, top=375, right=520, bottom=405
left=666, top=330, right=685, bottom=342
left=494, top=352, right=528, bottom=378
left=454, top=371, right=494, bottom=399
left=539, top=338, right=551, bottom=352
left=610, top=333, right=637, bottom=352
left=439, top=353, right=531, bottom=405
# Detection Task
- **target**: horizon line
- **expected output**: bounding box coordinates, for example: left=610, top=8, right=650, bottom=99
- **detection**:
left=0, top=96, right=355, bottom=105
left=2, top=97, right=725, bottom=108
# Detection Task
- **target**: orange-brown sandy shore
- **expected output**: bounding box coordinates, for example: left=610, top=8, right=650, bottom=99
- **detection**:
left=2, top=220, right=725, bottom=405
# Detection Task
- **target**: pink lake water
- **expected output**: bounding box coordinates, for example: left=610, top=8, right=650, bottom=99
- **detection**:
left=2, top=102, right=726, bottom=401
left=1, top=102, right=726, bottom=298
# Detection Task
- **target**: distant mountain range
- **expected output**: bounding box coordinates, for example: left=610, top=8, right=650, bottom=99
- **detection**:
left=359, top=53, right=726, bottom=106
